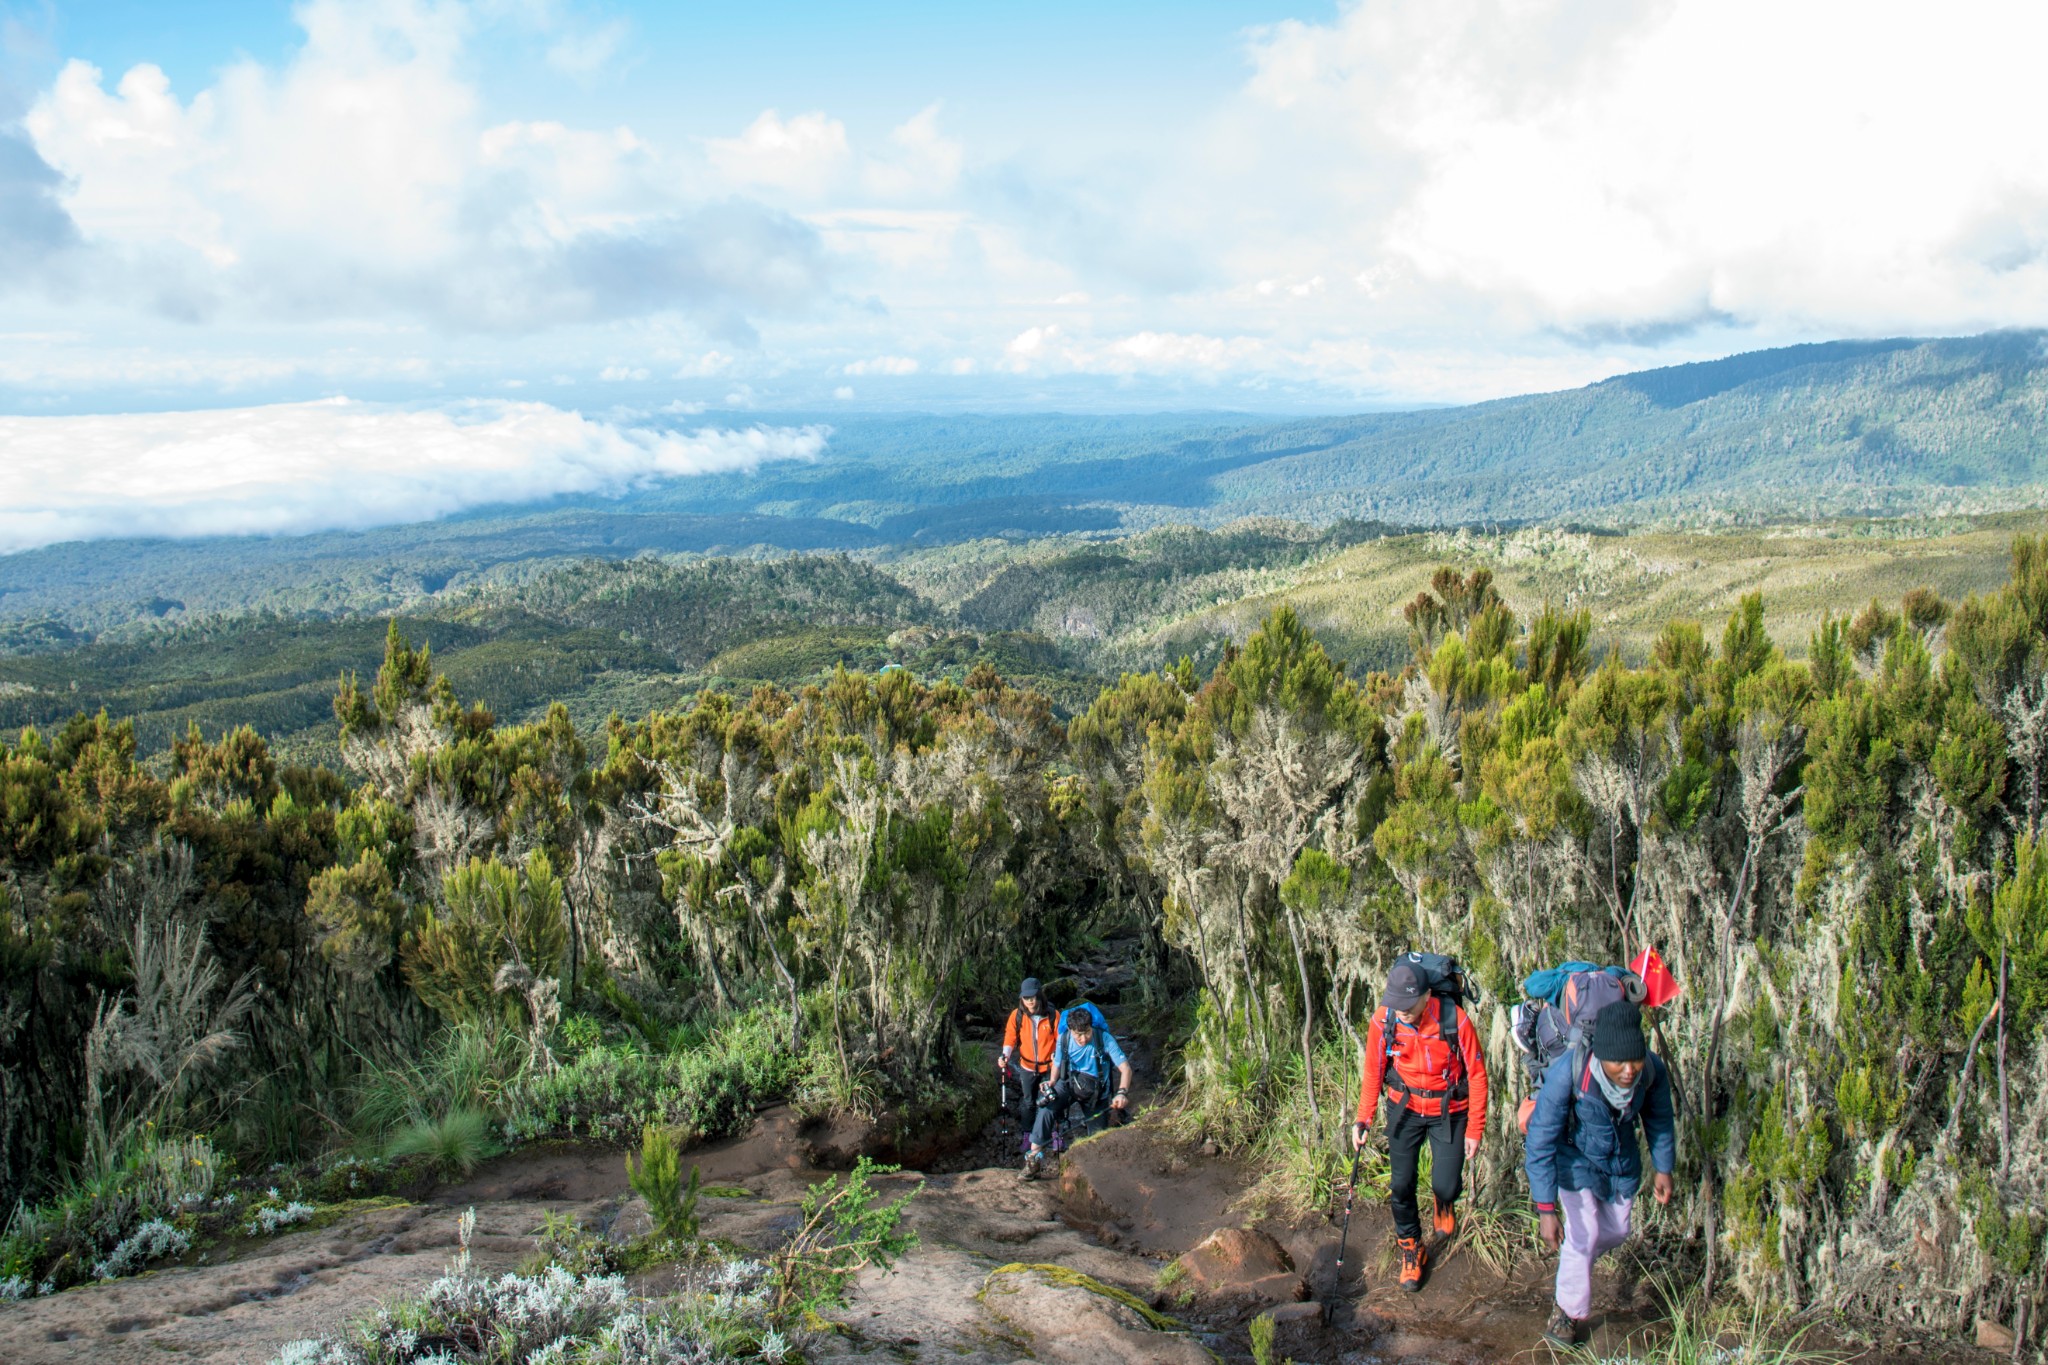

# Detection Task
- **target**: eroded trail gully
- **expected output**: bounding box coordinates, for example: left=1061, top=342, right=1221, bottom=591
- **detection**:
left=0, top=1101, right=1644, bottom=1365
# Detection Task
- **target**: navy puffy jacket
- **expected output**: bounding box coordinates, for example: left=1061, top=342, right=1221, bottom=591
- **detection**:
left=1523, top=1049, right=1677, bottom=1211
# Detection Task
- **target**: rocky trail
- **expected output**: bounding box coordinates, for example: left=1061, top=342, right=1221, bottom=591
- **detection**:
left=0, top=944, right=1976, bottom=1363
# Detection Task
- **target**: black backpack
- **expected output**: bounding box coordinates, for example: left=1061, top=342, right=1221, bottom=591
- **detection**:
left=1380, top=952, right=1478, bottom=1104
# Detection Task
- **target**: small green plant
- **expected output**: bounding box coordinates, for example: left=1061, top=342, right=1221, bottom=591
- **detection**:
left=1250, top=1309, right=1277, bottom=1365
left=526, top=1209, right=621, bottom=1276
left=770, top=1156, right=920, bottom=1316
left=625, top=1123, right=701, bottom=1241
left=385, top=1107, right=501, bottom=1176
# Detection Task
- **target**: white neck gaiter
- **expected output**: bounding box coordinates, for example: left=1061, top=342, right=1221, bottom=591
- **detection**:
left=1591, top=1057, right=1643, bottom=1112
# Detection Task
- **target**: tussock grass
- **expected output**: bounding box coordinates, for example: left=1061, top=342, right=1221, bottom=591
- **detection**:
left=385, top=1107, right=501, bottom=1177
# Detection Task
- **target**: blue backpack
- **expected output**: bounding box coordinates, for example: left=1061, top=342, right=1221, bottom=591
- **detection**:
left=1055, top=1002, right=1113, bottom=1080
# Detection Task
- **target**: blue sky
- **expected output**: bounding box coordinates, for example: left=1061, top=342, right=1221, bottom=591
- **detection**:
left=3, top=0, right=2047, bottom=548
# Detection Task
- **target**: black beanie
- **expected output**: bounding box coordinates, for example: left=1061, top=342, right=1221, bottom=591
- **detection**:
left=1590, top=1001, right=1647, bottom=1063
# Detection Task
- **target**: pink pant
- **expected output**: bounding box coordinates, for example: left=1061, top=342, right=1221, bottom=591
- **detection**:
left=1555, top=1186, right=1634, bottom=1320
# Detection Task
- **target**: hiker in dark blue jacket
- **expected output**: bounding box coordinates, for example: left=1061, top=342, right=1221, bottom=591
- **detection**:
left=1523, top=1001, right=1677, bottom=1347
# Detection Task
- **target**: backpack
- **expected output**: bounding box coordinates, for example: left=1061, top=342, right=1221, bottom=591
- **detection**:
left=1510, top=964, right=1645, bottom=1133
left=1379, top=952, right=1477, bottom=1107
left=1055, top=1001, right=1113, bottom=1088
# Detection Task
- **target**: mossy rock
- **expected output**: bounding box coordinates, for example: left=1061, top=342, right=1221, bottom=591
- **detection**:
left=980, top=1262, right=1218, bottom=1364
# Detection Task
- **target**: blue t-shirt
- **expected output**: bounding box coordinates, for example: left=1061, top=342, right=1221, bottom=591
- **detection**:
left=1058, top=1028, right=1126, bottom=1078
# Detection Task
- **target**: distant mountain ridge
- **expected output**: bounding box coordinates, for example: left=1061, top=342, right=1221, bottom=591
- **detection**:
left=6, top=330, right=2048, bottom=629
left=1210, top=330, right=2048, bottom=523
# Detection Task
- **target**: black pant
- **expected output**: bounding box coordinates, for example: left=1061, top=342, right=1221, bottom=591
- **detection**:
left=1386, top=1101, right=1465, bottom=1240
left=1031, top=1073, right=1104, bottom=1149
left=1006, top=1065, right=1045, bottom=1130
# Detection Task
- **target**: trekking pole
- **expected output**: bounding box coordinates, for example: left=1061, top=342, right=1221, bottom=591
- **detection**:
left=1335, top=1144, right=1363, bottom=1271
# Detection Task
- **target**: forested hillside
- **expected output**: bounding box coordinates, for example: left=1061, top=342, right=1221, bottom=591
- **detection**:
left=5, top=533, right=2047, bottom=1355
left=0, top=519, right=2032, bottom=772
left=10, top=333, right=2048, bottom=640
left=0, top=555, right=1105, bottom=763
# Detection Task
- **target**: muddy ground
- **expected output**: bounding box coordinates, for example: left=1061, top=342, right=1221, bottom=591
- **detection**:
left=0, top=941, right=1997, bottom=1365
left=0, top=1100, right=1987, bottom=1365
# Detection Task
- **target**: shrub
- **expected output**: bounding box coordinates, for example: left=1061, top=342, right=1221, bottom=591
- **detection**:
left=386, top=1108, right=502, bottom=1177
left=625, top=1124, right=701, bottom=1242
left=769, top=1157, right=920, bottom=1316
left=244, top=1192, right=316, bottom=1236
left=351, top=1019, right=527, bottom=1142
left=271, top=1211, right=794, bottom=1364
left=514, top=1004, right=796, bottom=1144
left=92, top=1218, right=190, bottom=1280
left=527, top=1210, right=622, bottom=1277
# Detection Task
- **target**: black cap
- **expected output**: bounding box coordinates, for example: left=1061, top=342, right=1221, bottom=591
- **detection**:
left=1591, top=1001, right=1647, bottom=1063
left=1020, top=977, right=1041, bottom=999
left=1382, top=962, right=1426, bottom=1011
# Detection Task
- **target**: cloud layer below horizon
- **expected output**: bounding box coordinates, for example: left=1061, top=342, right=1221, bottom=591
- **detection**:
left=0, top=400, right=825, bottom=554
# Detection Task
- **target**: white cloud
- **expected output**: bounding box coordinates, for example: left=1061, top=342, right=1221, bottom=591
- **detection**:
left=1238, top=0, right=2048, bottom=338
left=705, top=109, right=852, bottom=197
left=0, top=399, right=826, bottom=552
left=842, top=355, right=918, bottom=376
left=14, top=0, right=2048, bottom=412
left=599, top=364, right=650, bottom=381
left=19, top=0, right=826, bottom=332
left=833, top=385, right=855, bottom=399
left=673, top=351, right=732, bottom=378
left=861, top=103, right=964, bottom=199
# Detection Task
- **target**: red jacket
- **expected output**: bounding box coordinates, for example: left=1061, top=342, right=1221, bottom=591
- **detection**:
left=1356, top=996, right=1489, bottom=1142
left=1003, top=1006, right=1057, bottom=1071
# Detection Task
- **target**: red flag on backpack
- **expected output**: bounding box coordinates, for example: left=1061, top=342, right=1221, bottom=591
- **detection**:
left=1630, top=946, right=1681, bottom=1008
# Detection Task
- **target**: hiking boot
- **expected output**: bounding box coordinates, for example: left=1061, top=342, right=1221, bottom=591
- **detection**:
left=1396, top=1236, right=1426, bottom=1292
left=1433, top=1195, right=1456, bottom=1238
left=1542, top=1306, right=1584, bottom=1346
left=1019, top=1148, right=1044, bottom=1182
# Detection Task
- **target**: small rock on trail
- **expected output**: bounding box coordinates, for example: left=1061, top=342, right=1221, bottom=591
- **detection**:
left=1173, top=1226, right=1308, bottom=1304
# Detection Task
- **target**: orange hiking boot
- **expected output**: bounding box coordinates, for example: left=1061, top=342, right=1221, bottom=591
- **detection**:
left=1397, top=1235, right=1427, bottom=1291
left=1433, top=1195, right=1456, bottom=1238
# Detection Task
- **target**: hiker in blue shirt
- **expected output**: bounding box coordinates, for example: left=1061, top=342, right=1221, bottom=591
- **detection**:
left=1021, top=1006, right=1132, bottom=1180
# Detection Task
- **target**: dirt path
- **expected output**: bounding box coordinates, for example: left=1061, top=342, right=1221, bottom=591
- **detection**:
left=0, top=1103, right=1968, bottom=1365
left=0, top=944, right=1964, bottom=1365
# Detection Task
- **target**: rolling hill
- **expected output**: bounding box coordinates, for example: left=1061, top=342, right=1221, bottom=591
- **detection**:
left=6, top=331, right=2048, bottom=643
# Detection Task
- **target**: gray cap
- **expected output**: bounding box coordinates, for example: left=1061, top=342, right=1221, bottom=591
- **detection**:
left=1382, top=962, right=1427, bottom=1011
left=1020, top=977, right=1042, bottom=999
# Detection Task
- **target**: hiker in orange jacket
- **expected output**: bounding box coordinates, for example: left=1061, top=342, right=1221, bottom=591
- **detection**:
left=999, top=977, right=1058, bottom=1131
left=1353, top=959, right=1489, bottom=1292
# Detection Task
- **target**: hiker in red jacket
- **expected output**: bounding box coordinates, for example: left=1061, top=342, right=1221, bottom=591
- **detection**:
left=1353, top=959, right=1490, bottom=1292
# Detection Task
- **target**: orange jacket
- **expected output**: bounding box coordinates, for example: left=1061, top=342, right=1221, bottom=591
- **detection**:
left=1356, top=996, right=1489, bottom=1141
left=1003, top=1005, right=1058, bottom=1071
